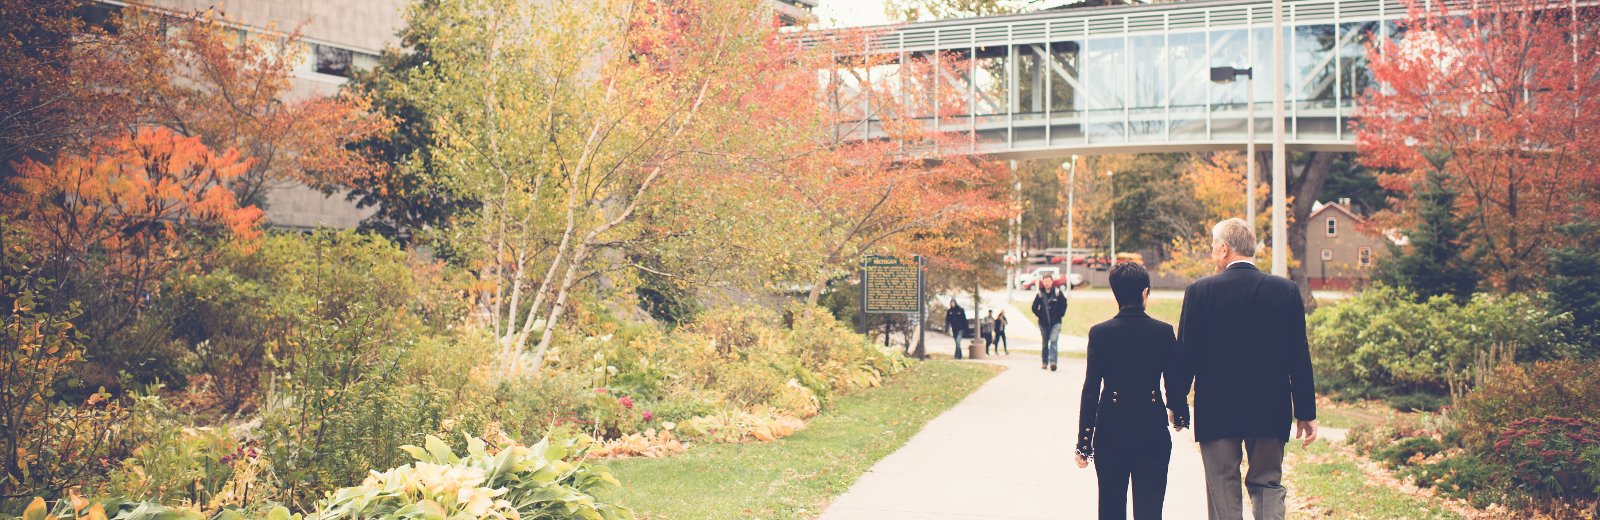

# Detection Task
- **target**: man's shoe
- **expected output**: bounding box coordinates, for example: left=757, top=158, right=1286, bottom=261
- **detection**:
left=1050, top=364, right=1057, bottom=371
left=1041, top=364, right=1048, bottom=370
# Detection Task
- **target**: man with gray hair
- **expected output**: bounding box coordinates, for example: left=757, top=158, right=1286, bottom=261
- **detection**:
left=1171, top=218, right=1317, bottom=520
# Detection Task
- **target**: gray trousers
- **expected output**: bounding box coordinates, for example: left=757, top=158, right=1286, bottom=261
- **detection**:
left=1198, top=437, right=1286, bottom=520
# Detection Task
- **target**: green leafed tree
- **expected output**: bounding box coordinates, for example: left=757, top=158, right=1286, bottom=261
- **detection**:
left=1547, top=221, right=1600, bottom=354
left=344, top=0, right=478, bottom=250
left=1375, top=168, right=1479, bottom=303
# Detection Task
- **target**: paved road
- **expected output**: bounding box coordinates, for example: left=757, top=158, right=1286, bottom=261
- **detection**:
left=819, top=354, right=1213, bottom=520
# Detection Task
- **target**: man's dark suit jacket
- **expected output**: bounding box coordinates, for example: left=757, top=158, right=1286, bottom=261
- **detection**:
left=1173, top=262, right=1316, bottom=442
left=1075, top=307, right=1190, bottom=459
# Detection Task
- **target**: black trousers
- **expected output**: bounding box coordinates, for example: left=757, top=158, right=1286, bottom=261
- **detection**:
left=1093, top=426, right=1172, bottom=520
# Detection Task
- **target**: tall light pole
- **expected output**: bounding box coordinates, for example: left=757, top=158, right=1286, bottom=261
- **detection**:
left=1210, top=65, right=1256, bottom=227
left=1107, top=170, right=1116, bottom=263
left=1062, top=156, right=1077, bottom=302
left=1008, top=160, right=1019, bottom=304
left=1271, top=0, right=1288, bottom=277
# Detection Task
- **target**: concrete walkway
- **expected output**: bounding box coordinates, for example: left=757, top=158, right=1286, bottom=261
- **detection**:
left=820, top=355, right=1212, bottom=520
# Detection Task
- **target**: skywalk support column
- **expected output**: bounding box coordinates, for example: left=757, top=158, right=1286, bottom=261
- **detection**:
left=1270, top=0, right=1288, bottom=277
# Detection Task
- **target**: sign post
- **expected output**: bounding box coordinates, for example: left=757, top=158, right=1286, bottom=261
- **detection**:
left=861, top=255, right=926, bottom=358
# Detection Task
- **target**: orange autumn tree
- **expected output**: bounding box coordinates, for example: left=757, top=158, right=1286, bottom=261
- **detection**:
left=4, top=127, right=262, bottom=344
left=103, top=8, right=390, bottom=205
left=744, top=29, right=1011, bottom=305
left=1357, top=0, right=1600, bottom=291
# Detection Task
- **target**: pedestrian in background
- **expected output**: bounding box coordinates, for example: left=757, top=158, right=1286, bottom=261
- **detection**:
left=981, top=310, right=998, bottom=355
left=994, top=311, right=1009, bottom=355
left=945, top=299, right=969, bottom=360
left=1031, top=274, right=1068, bottom=371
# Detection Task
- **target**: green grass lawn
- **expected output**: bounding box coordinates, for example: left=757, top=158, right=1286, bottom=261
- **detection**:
left=1012, top=291, right=1182, bottom=337
left=1061, top=297, right=1183, bottom=337
left=600, top=360, right=1002, bottom=519
left=1287, top=440, right=1463, bottom=519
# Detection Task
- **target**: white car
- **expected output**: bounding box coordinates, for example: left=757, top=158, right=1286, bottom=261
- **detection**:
left=1016, top=267, right=1082, bottom=290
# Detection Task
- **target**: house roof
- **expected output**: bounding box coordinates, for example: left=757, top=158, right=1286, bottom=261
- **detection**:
left=1311, top=200, right=1410, bottom=246
left=1309, top=201, right=1365, bottom=223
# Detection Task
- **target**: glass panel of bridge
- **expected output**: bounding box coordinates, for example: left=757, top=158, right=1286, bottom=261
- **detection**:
left=940, top=48, right=973, bottom=132
left=973, top=46, right=1007, bottom=127
left=1168, top=30, right=1207, bottom=141
left=866, top=57, right=902, bottom=137
left=1128, top=34, right=1165, bottom=141
left=1339, top=22, right=1380, bottom=134
left=906, top=52, right=938, bottom=125
left=1013, top=43, right=1046, bottom=148
left=1085, top=36, right=1126, bottom=143
left=834, top=63, right=870, bottom=139
left=1048, top=40, right=1084, bottom=144
left=1015, top=44, right=1046, bottom=119
left=1210, top=28, right=1249, bottom=139
left=1293, top=24, right=1338, bottom=137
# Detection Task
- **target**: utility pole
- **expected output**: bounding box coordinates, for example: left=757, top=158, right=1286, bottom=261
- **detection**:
left=1271, top=0, right=1288, bottom=277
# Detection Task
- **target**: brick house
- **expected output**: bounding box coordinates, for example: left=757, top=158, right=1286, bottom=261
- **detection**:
left=1305, top=198, right=1394, bottom=290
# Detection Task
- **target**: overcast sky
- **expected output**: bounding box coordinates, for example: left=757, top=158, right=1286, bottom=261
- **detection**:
left=812, top=0, right=895, bottom=28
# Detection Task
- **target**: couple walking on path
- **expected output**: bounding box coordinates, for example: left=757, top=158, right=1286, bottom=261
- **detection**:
left=1073, top=218, right=1318, bottom=520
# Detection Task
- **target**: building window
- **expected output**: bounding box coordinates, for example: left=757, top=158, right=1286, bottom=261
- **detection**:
left=314, top=43, right=353, bottom=77
left=1359, top=247, right=1372, bottom=268
left=1325, top=217, right=1338, bottom=237
left=1321, top=249, right=1333, bottom=261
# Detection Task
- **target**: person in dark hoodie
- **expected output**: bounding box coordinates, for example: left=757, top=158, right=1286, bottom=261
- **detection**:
left=944, top=299, right=969, bottom=360
left=1031, top=273, right=1068, bottom=371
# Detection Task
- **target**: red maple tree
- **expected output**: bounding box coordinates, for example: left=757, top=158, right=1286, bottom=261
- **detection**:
left=1357, top=0, right=1600, bottom=291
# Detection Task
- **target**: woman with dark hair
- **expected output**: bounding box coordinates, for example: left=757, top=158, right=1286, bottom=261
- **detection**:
left=1073, top=262, right=1188, bottom=519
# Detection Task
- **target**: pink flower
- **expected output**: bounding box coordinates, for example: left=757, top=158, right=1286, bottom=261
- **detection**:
left=595, top=388, right=608, bottom=394
left=642, top=410, right=655, bottom=421
left=619, top=396, right=634, bottom=409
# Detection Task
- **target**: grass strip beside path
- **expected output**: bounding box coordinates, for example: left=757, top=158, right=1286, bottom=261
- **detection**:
left=601, top=360, right=1002, bottom=519
left=1287, top=428, right=1466, bottom=518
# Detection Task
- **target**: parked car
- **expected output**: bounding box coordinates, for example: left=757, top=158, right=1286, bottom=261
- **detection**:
left=1016, top=267, right=1060, bottom=289
left=1086, top=252, right=1145, bottom=271
left=1016, top=267, right=1084, bottom=290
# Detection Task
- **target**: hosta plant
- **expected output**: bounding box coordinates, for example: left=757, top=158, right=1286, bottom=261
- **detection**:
left=314, top=434, right=632, bottom=520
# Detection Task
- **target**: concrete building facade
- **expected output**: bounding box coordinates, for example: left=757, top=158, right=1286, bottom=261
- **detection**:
left=92, top=0, right=814, bottom=230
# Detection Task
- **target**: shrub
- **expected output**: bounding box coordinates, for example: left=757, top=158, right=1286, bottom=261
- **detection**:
left=108, top=425, right=263, bottom=510
left=1490, top=416, right=1600, bottom=503
left=1310, top=285, right=1577, bottom=396
left=247, top=231, right=453, bottom=509
left=1402, top=452, right=1505, bottom=508
left=1458, top=360, right=1600, bottom=448
left=315, top=434, right=632, bottom=520
left=1374, top=435, right=1443, bottom=468
left=1, top=234, right=127, bottom=505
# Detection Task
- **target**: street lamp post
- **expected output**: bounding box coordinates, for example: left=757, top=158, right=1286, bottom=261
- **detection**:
left=1271, top=0, right=1288, bottom=277
left=1062, top=156, right=1077, bottom=303
left=1211, top=66, right=1256, bottom=227
left=1008, top=160, right=1018, bottom=305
